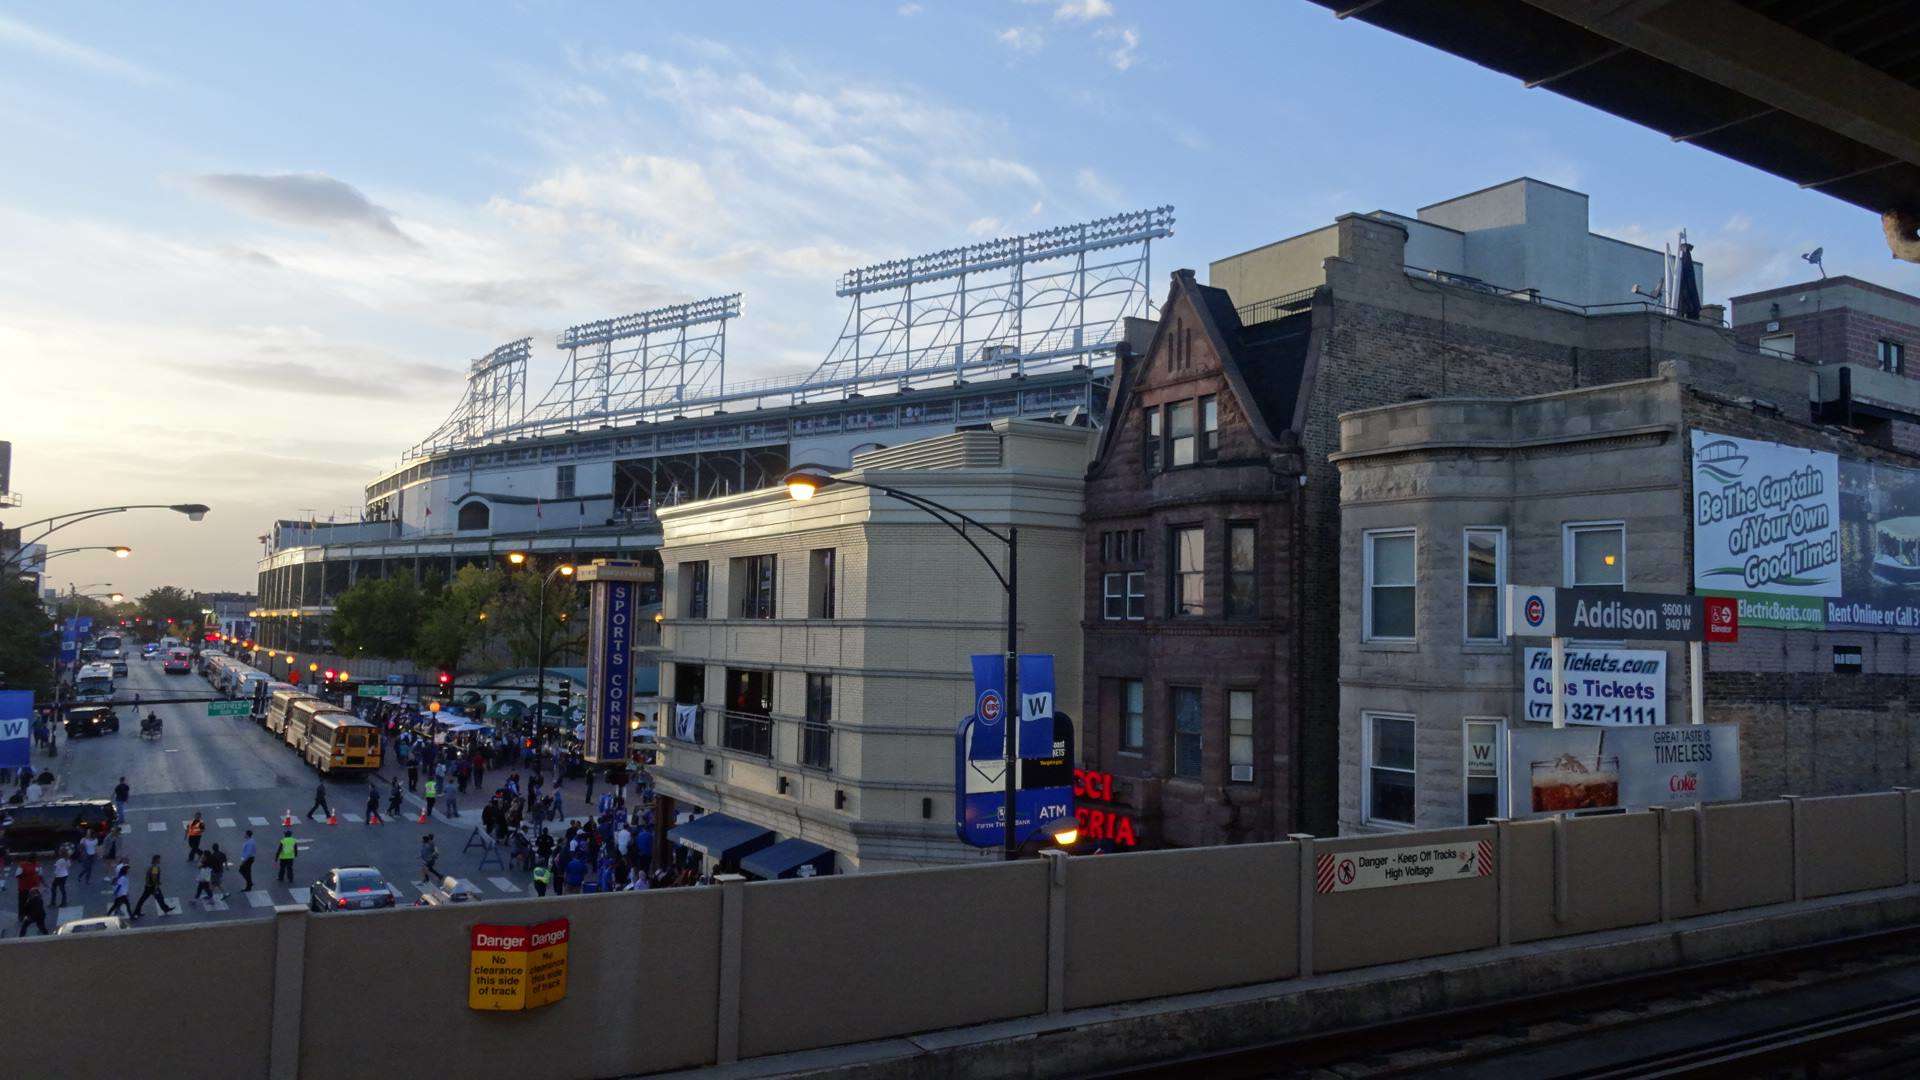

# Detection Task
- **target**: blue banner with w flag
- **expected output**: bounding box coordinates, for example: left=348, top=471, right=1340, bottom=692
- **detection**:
left=0, top=691, right=31, bottom=769
left=967, top=654, right=1056, bottom=761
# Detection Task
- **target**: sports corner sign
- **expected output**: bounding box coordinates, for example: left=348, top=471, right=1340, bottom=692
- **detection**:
left=575, top=561, right=656, bottom=765
left=1315, top=839, right=1493, bottom=894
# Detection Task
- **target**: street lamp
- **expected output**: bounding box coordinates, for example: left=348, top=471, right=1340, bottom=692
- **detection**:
left=32, top=545, right=133, bottom=563
left=0, top=504, right=209, bottom=570
left=785, top=463, right=1024, bottom=862
left=509, top=559, right=576, bottom=738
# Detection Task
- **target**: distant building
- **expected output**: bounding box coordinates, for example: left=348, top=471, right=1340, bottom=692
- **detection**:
left=651, top=419, right=1092, bottom=875
left=1731, top=277, right=1920, bottom=451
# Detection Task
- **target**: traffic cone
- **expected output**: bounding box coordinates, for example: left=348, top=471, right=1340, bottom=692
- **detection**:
left=326, top=811, right=337, bottom=826
left=282, top=809, right=293, bottom=827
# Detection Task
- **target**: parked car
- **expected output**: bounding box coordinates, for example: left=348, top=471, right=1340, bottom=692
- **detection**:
left=64, top=706, right=120, bottom=737
left=418, top=876, right=482, bottom=906
left=163, top=656, right=190, bottom=675
left=110, top=659, right=128, bottom=677
left=0, top=800, right=119, bottom=856
left=310, top=867, right=399, bottom=912
left=57, top=916, right=132, bottom=936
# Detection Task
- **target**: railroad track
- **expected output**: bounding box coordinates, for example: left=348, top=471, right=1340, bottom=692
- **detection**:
left=1095, top=924, right=1920, bottom=1079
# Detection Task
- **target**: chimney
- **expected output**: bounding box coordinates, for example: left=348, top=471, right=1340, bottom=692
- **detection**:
left=1698, top=302, right=1725, bottom=325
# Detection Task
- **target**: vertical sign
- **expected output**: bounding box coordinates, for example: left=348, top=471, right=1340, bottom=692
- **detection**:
left=968, top=653, right=1057, bottom=760
left=588, top=580, right=633, bottom=764
left=0, top=690, right=31, bottom=769
left=468, top=919, right=570, bottom=1011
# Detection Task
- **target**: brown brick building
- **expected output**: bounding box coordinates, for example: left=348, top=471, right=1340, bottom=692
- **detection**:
left=1078, top=270, right=1309, bottom=849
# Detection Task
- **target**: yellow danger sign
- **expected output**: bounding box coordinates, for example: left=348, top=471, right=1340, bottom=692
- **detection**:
left=468, top=919, right=570, bottom=1011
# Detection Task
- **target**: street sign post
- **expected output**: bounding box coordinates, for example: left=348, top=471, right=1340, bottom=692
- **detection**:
left=206, top=700, right=250, bottom=717
left=1508, top=586, right=1738, bottom=729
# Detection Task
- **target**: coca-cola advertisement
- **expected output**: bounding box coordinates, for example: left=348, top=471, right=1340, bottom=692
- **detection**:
left=1508, top=725, right=1741, bottom=818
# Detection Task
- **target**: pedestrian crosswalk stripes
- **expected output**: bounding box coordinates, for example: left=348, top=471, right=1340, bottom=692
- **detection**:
left=57, top=906, right=84, bottom=925
left=146, top=821, right=166, bottom=832
left=247, top=816, right=269, bottom=826
left=216, top=818, right=236, bottom=828
left=488, top=877, right=521, bottom=893
left=342, top=812, right=362, bottom=822
left=245, top=890, right=274, bottom=908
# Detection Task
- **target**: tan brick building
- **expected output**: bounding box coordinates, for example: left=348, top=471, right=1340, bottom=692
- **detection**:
left=650, top=419, right=1091, bottom=874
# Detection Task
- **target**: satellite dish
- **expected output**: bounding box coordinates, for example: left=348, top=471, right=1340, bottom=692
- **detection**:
left=1802, top=248, right=1824, bottom=265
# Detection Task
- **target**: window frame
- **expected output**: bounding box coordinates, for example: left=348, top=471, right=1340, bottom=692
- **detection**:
left=802, top=673, right=833, bottom=770
left=1102, top=572, right=1125, bottom=621
left=1228, top=688, right=1254, bottom=783
left=1143, top=406, right=1162, bottom=474
left=1563, top=521, right=1627, bottom=590
left=1462, top=527, right=1506, bottom=644
left=732, top=554, right=778, bottom=620
left=1170, top=684, right=1203, bottom=780
left=1880, top=339, right=1906, bottom=375
left=807, top=548, right=837, bottom=620
left=682, top=560, right=710, bottom=620
left=1170, top=525, right=1205, bottom=618
left=1462, top=717, right=1507, bottom=825
left=554, top=463, right=576, bottom=500
left=1125, top=571, right=1146, bottom=621
left=1120, top=678, right=1144, bottom=752
left=1227, top=521, right=1258, bottom=620
left=1167, top=400, right=1197, bottom=467
left=1363, top=528, right=1418, bottom=642
left=1200, top=395, right=1219, bottom=461
left=1362, top=711, right=1418, bottom=828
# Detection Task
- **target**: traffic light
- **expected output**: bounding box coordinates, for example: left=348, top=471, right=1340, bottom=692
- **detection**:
left=322, top=669, right=337, bottom=684
left=557, top=680, right=572, bottom=710
left=437, top=672, right=454, bottom=701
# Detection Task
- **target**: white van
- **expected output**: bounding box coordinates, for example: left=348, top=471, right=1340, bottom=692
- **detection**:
left=74, top=663, right=115, bottom=703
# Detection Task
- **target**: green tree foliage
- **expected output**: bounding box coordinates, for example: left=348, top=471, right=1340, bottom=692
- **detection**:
left=329, top=574, right=426, bottom=661
left=410, top=565, right=503, bottom=674
left=488, top=568, right=588, bottom=669
left=0, top=576, right=55, bottom=700
left=138, top=585, right=203, bottom=632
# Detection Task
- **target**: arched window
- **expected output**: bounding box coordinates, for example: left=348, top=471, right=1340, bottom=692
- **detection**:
left=457, top=501, right=490, bottom=531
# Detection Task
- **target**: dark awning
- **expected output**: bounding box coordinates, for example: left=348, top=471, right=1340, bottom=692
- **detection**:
left=666, top=812, right=774, bottom=862
left=739, top=838, right=836, bottom=880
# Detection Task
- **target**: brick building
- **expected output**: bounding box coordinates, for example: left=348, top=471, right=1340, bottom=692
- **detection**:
left=1730, top=277, right=1920, bottom=452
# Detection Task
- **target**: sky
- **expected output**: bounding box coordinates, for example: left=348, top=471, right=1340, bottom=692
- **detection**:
left=3, top=1, right=1917, bottom=596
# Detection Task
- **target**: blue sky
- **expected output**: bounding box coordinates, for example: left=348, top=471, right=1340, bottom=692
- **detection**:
left=4, top=1, right=1916, bottom=593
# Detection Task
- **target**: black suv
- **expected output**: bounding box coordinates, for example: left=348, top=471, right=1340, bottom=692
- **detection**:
left=65, top=706, right=121, bottom=737
left=0, top=799, right=120, bottom=856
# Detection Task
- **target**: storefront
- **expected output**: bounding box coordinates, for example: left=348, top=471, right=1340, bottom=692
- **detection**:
left=665, top=811, right=774, bottom=875
left=1073, top=768, right=1147, bottom=851
left=740, top=838, right=836, bottom=880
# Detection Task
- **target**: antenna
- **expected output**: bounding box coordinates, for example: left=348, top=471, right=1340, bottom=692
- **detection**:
left=1802, top=247, right=1826, bottom=278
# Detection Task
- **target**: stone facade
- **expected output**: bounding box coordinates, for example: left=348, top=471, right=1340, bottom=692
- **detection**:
left=651, top=419, right=1092, bottom=873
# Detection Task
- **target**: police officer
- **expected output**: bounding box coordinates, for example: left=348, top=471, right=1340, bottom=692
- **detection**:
left=275, top=829, right=298, bottom=883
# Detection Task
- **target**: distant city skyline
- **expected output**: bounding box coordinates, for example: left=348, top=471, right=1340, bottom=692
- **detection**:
left=4, top=1, right=1916, bottom=594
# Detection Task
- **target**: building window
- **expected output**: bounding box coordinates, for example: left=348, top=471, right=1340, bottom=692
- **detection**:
left=1102, top=573, right=1125, bottom=620
left=1121, top=679, right=1144, bottom=751
left=672, top=663, right=705, bottom=744
left=1129, top=529, right=1144, bottom=561
left=1227, top=523, right=1257, bottom=619
left=1880, top=339, right=1906, bottom=375
left=1463, top=528, right=1504, bottom=642
left=1758, top=332, right=1795, bottom=358
left=1565, top=522, right=1626, bottom=590
left=1229, top=690, right=1254, bottom=782
left=808, top=548, right=837, bottom=619
left=723, top=668, right=773, bottom=758
left=456, top=501, right=490, bottom=531
left=1171, top=685, right=1202, bottom=779
left=1365, top=713, right=1416, bottom=827
left=803, top=674, right=832, bottom=770
left=1126, top=571, right=1146, bottom=620
left=1171, top=526, right=1205, bottom=617
left=554, top=464, right=576, bottom=500
left=1143, top=407, right=1161, bottom=474
left=732, top=554, right=777, bottom=619
left=1200, top=395, right=1219, bottom=461
left=1364, top=529, right=1417, bottom=641
left=682, top=561, right=710, bottom=619
left=1464, top=719, right=1505, bottom=826
left=1168, top=400, right=1197, bottom=467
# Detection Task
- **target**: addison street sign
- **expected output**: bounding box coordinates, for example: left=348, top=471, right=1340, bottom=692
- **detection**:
left=1508, top=587, right=1738, bottom=643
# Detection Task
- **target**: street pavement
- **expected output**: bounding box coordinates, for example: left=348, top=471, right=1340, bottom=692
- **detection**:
left=13, top=653, right=535, bottom=929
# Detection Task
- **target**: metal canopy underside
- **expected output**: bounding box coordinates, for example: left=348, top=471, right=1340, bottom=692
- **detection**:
left=1311, top=0, right=1920, bottom=218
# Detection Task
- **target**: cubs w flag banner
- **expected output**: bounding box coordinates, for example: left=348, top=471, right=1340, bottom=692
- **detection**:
left=0, top=691, right=31, bottom=769
left=968, top=654, right=1057, bottom=761
left=674, top=705, right=700, bottom=742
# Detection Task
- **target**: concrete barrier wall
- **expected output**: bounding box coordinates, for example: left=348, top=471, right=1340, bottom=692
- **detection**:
left=736, top=861, right=1049, bottom=1058
left=299, top=889, right=721, bottom=1080
left=16, top=790, right=1920, bottom=1077
left=1509, top=813, right=1662, bottom=944
left=1064, top=842, right=1299, bottom=1009
left=0, top=919, right=276, bottom=1080
left=1664, top=802, right=1794, bottom=918
left=1798, top=792, right=1907, bottom=899
left=1313, top=827, right=1498, bottom=972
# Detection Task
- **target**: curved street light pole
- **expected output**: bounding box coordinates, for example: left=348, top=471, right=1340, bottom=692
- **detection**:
left=1, top=504, right=207, bottom=571
left=507, top=555, right=577, bottom=742
left=785, top=465, right=1022, bottom=862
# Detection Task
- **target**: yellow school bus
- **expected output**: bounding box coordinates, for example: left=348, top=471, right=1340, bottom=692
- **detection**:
left=304, top=711, right=382, bottom=775
left=264, top=689, right=311, bottom=738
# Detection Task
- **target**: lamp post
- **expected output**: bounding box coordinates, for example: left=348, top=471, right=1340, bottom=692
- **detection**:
left=1, top=504, right=208, bottom=571
left=506, top=554, right=576, bottom=741
left=29, top=545, right=132, bottom=564
left=784, top=464, right=1024, bottom=862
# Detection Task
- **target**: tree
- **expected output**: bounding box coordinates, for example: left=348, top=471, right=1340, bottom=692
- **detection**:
left=138, top=585, right=203, bottom=634
left=410, top=565, right=503, bottom=675
left=330, top=574, right=426, bottom=661
left=0, top=576, right=54, bottom=700
left=488, top=569, right=587, bottom=669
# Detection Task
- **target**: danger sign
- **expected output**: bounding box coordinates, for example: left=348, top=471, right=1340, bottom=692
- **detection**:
left=469, top=919, right=570, bottom=1011
left=1315, top=841, right=1492, bottom=894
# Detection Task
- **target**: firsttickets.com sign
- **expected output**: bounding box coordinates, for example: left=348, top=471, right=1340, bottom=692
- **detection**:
left=1523, top=647, right=1667, bottom=726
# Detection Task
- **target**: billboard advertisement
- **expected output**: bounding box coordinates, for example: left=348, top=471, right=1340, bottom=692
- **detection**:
left=1507, top=724, right=1741, bottom=817
left=1522, top=647, right=1666, bottom=726
left=1693, top=429, right=1920, bottom=632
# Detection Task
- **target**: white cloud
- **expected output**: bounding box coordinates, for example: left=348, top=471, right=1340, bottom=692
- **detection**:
left=1076, top=167, right=1123, bottom=207
left=191, top=173, right=417, bottom=246
left=968, top=216, right=1004, bottom=237
left=997, top=27, right=1044, bottom=54
left=897, top=2, right=924, bottom=14
left=1054, top=0, right=1114, bottom=21
left=0, top=14, right=156, bottom=82
left=1100, top=26, right=1140, bottom=71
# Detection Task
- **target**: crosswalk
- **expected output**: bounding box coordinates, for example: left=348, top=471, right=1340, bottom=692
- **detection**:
left=45, top=864, right=541, bottom=926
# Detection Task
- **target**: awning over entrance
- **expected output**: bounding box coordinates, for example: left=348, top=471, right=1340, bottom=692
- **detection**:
left=666, top=812, right=774, bottom=863
left=739, top=838, right=835, bottom=880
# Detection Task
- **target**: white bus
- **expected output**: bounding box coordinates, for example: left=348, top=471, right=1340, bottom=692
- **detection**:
left=95, top=634, right=125, bottom=660
left=74, top=662, right=115, bottom=704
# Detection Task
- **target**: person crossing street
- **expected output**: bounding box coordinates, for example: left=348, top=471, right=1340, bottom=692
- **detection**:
left=306, top=781, right=332, bottom=821
left=365, top=780, right=383, bottom=825
left=238, top=831, right=257, bottom=891
left=386, top=777, right=403, bottom=819
left=423, top=776, right=439, bottom=819
left=133, top=855, right=174, bottom=918
left=106, top=862, right=132, bottom=917
left=185, top=813, right=205, bottom=862
left=418, top=834, right=440, bottom=883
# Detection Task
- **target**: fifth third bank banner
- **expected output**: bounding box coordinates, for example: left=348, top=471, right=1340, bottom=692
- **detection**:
left=1692, top=429, right=1920, bottom=632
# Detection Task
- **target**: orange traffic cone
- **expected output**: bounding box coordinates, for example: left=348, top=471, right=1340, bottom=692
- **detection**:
left=282, top=809, right=294, bottom=826
left=327, top=811, right=337, bottom=826
left=418, top=811, right=428, bottom=823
